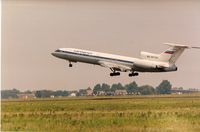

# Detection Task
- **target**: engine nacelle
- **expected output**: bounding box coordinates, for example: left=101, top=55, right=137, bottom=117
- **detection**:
left=164, top=65, right=178, bottom=72
left=134, top=59, right=158, bottom=69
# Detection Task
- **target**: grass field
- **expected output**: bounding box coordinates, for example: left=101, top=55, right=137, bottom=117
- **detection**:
left=1, top=94, right=200, bottom=132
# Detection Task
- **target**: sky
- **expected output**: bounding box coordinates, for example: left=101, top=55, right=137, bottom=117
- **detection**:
left=2, top=0, right=200, bottom=91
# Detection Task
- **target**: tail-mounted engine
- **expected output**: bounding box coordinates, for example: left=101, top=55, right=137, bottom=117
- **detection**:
left=140, top=51, right=159, bottom=61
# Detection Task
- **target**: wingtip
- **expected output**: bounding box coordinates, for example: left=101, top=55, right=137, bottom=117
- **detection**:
left=191, top=46, right=200, bottom=49
left=164, top=43, right=200, bottom=49
left=164, top=43, right=190, bottom=48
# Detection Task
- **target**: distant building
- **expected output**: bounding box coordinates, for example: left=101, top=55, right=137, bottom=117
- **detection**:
left=171, top=87, right=199, bottom=94
left=188, top=88, right=199, bottom=92
left=50, top=95, right=55, bottom=98
left=69, top=93, right=76, bottom=97
left=114, top=90, right=127, bottom=96
left=17, top=93, right=36, bottom=99
left=97, top=91, right=106, bottom=96
left=105, top=91, right=114, bottom=96
left=86, top=87, right=93, bottom=96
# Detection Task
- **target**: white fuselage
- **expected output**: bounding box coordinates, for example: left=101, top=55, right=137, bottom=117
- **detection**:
left=52, top=48, right=176, bottom=72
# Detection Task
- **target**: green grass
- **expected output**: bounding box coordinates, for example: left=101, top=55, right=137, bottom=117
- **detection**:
left=1, top=94, right=200, bottom=132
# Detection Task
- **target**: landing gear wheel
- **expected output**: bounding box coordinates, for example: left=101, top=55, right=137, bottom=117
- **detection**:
left=129, top=72, right=139, bottom=77
left=134, top=73, right=139, bottom=76
left=116, top=72, right=120, bottom=76
left=109, top=68, right=121, bottom=76
left=129, top=73, right=133, bottom=77
left=69, top=63, right=72, bottom=67
left=110, top=72, right=120, bottom=76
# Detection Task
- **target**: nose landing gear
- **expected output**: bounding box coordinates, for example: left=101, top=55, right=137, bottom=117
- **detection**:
left=69, top=63, right=73, bottom=67
left=68, top=61, right=73, bottom=67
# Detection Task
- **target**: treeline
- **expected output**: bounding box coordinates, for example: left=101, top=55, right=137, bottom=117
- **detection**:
left=1, top=89, right=20, bottom=99
left=35, top=90, right=69, bottom=98
left=93, top=80, right=172, bottom=95
left=1, top=80, right=172, bottom=99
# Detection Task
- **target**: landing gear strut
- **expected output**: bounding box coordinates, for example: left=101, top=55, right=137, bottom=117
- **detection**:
left=110, top=68, right=120, bottom=76
left=68, top=61, right=73, bottom=67
left=129, top=72, right=139, bottom=77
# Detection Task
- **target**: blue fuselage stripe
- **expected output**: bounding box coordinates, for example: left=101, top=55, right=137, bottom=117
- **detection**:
left=58, top=50, right=134, bottom=64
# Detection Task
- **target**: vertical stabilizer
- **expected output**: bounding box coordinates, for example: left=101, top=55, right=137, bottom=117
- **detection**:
left=159, top=43, right=190, bottom=64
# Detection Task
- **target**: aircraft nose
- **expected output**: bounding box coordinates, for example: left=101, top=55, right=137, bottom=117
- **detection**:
left=51, top=52, right=65, bottom=59
left=51, top=52, right=57, bottom=57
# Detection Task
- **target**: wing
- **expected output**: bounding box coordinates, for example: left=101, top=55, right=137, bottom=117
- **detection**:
left=98, top=61, right=132, bottom=72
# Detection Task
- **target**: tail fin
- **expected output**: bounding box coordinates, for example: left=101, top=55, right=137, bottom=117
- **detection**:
left=159, top=43, right=199, bottom=64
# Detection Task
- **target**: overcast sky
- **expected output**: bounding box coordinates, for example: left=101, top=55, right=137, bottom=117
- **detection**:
left=2, top=0, right=200, bottom=91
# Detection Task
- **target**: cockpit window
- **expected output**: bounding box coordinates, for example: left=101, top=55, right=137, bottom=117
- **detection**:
left=55, top=49, right=61, bottom=52
left=55, top=49, right=65, bottom=53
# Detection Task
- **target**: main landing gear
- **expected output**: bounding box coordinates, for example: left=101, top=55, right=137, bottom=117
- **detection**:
left=128, top=72, right=139, bottom=77
left=109, top=68, right=139, bottom=77
left=110, top=68, right=120, bottom=76
left=110, top=72, right=120, bottom=76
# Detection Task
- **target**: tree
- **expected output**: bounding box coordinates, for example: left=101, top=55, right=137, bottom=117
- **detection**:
left=139, top=85, right=155, bottom=95
left=101, top=83, right=110, bottom=92
left=111, top=83, right=125, bottom=91
left=77, top=89, right=87, bottom=96
left=24, top=90, right=32, bottom=94
left=35, top=90, right=53, bottom=98
left=156, top=80, right=172, bottom=94
left=93, top=84, right=102, bottom=95
left=125, top=81, right=138, bottom=94
left=1, top=89, right=20, bottom=99
left=62, top=90, right=69, bottom=96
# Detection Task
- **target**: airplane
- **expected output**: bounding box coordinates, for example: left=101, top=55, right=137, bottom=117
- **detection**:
left=51, top=43, right=200, bottom=77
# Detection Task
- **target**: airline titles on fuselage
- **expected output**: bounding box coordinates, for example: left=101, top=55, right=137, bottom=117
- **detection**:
left=73, top=50, right=93, bottom=55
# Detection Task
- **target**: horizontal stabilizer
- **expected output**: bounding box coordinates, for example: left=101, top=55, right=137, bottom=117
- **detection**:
left=160, top=43, right=200, bottom=64
left=164, top=43, right=200, bottom=49
left=191, top=46, right=200, bottom=49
